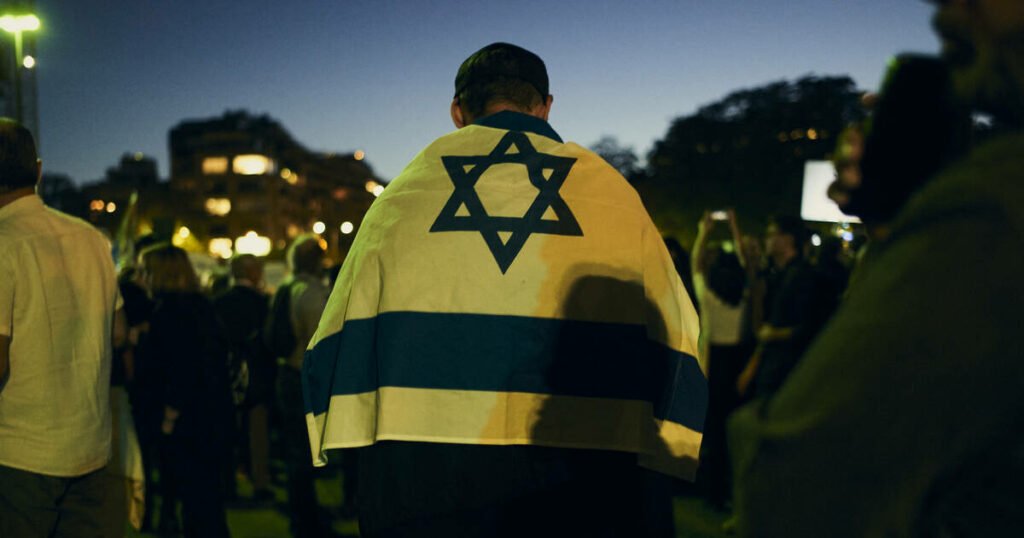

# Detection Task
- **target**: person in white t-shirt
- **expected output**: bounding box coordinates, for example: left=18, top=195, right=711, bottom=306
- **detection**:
left=690, top=209, right=754, bottom=508
left=0, top=118, right=127, bottom=537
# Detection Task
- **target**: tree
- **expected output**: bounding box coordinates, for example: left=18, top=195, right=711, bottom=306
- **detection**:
left=589, top=136, right=641, bottom=181
left=38, top=173, right=81, bottom=213
left=637, top=75, right=866, bottom=242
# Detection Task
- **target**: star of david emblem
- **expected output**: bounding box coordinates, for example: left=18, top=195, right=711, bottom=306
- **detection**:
left=430, top=131, right=583, bottom=273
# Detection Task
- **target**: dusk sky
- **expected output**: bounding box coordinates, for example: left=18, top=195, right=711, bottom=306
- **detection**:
left=32, top=0, right=940, bottom=185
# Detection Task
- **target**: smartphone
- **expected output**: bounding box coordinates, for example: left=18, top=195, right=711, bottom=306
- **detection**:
left=711, top=210, right=729, bottom=221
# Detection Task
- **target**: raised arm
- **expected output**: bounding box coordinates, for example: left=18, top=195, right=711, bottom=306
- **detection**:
left=691, top=210, right=713, bottom=277
left=728, top=209, right=747, bottom=269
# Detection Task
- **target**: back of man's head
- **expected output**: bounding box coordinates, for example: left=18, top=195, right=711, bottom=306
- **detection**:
left=455, top=43, right=548, bottom=122
left=230, top=253, right=263, bottom=285
left=0, top=118, right=38, bottom=194
left=287, top=234, right=324, bottom=276
left=769, top=214, right=809, bottom=258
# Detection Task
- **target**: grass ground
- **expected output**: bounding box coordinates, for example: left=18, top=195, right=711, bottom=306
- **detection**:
left=126, top=468, right=729, bottom=537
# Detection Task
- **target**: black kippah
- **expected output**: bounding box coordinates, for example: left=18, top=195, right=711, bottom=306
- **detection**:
left=454, top=43, right=548, bottom=99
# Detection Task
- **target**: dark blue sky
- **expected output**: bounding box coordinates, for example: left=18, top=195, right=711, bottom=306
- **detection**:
left=33, top=0, right=940, bottom=184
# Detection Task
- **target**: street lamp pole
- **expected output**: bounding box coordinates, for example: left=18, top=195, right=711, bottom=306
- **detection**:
left=13, top=26, right=22, bottom=122
left=0, top=14, right=40, bottom=124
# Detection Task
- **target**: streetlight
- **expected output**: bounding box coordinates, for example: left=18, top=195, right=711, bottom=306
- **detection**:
left=0, top=13, right=40, bottom=124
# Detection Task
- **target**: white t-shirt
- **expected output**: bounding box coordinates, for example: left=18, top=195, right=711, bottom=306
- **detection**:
left=0, top=194, right=122, bottom=476
left=693, top=272, right=745, bottom=346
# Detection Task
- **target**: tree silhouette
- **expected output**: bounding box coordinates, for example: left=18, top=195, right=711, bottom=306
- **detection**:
left=38, top=173, right=81, bottom=213
left=637, top=75, right=865, bottom=242
left=589, top=135, right=642, bottom=182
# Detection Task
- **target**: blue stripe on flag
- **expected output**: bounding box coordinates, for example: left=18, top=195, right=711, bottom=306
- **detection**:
left=302, top=311, right=706, bottom=432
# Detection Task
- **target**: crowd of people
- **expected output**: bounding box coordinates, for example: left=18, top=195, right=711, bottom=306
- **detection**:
left=685, top=209, right=851, bottom=513
left=2, top=1, right=1022, bottom=537
left=115, top=235, right=346, bottom=537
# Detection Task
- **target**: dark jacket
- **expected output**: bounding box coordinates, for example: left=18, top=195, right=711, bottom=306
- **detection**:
left=141, top=292, right=233, bottom=444
left=214, top=284, right=274, bottom=404
left=729, top=134, right=1024, bottom=537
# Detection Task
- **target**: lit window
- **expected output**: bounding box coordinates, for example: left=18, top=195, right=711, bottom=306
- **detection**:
left=354, top=150, right=365, bottom=161
left=372, top=185, right=384, bottom=197
left=202, top=157, right=229, bottom=175
left=209, top=238, right=233, bottom=259
left=205, top=198, right=231, bottom=216
left=235, top=231, right=272, bottom=256
left=233, top=155, right=274, bottom=176
left=365, top=180, right=380, bottom=193
left=106, top=202, right=117, bottom=213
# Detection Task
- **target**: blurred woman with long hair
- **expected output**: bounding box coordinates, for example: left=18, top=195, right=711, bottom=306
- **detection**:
left=690, top=210, right=755, bottom=509
left=137, top=243, right=232, bottom=537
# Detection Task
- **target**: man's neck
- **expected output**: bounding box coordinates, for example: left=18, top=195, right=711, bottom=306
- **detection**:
left=0, top=187, right=34, bottom=210
left=234, top=278, right=261, bottom=291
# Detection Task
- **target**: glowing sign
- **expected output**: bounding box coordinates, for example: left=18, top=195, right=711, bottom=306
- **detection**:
left=800, top=161, right=861, bottom=224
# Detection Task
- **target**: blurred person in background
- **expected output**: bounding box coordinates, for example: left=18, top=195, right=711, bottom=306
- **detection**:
left=214, top=254, right=275, bottom=504
left=271, top=235, right=330, bottom=538
left=728, top=1, right=1024, bottom=536
left=102, top=268, right=153, bottom=536
left=736, top=215, right=825, bottom=399
left=0, top=118, right=127, bottom=537
left=811, top=236, right=850, bottom=312
left=690, top=209, right=754, bottom=509
left=138, top=243, right=232, bottom=537
left=123, top=237, right=178, bottom=534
